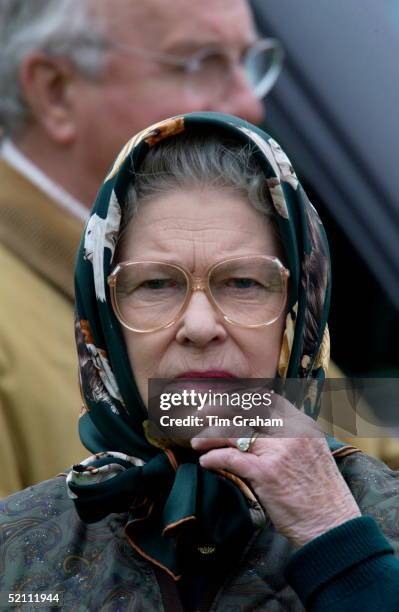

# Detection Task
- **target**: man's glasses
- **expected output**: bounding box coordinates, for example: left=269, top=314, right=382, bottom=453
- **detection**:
left=105, top=38, right=284, bottom=100
left=107, top=256, right=289, bottom=333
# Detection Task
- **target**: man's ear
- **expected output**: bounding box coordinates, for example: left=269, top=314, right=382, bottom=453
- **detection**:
left=19, top=52, right=78, bottom=144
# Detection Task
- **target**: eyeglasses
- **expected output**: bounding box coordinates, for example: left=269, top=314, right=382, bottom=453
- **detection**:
left=107, top=256, right=289, bottom=333
left=105, top=38, right=284, bottom=100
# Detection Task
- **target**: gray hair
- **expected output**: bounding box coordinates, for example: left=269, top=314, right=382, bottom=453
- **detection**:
left=0, top=0, right=107, bottom=136
left=124, top=133, right=275, bottom=229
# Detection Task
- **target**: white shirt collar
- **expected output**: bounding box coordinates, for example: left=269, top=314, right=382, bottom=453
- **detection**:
left=0, top=138, right=89, bottom=223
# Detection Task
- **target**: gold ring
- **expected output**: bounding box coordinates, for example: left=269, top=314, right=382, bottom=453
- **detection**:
left=236, top=430, right=258, bottom=453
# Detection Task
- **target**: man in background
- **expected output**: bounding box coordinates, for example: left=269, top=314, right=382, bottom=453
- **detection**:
left=0, top=0, right=266, bottom=496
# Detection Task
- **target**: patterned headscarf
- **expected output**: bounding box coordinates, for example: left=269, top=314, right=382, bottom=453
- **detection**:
left=67, top=112, right=332, bottom=579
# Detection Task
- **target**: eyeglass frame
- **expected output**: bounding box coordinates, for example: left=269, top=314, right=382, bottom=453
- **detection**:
left=107, top=255, right=290, bottom=334
left=103, top=37, right=284, bottom=99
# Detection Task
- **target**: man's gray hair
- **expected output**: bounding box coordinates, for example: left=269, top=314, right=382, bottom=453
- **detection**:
left=0, top=0, right=107, bottom=136
left=124, top=133, right=275, bottom=228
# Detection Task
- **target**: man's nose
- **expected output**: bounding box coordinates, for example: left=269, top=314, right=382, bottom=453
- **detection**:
left=175, top=290, right=227, bottom=347
left=216, top=65, right=265, bottom=125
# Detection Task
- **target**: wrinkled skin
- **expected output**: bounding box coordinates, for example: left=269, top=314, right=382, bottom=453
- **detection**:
left=118, top=187, right=286, bottom=406
left=192, top=397, right=361, bottom=548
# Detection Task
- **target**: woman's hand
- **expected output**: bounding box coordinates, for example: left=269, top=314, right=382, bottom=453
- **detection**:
left=191, top=396, right=361, bottom=548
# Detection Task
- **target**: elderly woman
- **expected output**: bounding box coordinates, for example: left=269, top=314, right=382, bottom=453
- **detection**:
left=1, top=113, right=399, bottom=611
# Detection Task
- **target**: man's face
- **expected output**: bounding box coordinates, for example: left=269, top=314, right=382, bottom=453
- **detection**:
left=74, top=0, right=264, bottom=188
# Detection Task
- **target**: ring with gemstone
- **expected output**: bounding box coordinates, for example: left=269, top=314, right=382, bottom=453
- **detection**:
left=236, top=430, right=258, bottom=453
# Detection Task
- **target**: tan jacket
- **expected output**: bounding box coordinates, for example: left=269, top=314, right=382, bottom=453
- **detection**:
left=0, top=159, right=86, bottom=497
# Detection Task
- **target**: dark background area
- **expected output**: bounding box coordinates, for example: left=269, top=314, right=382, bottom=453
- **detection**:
left=252, top=0, right=399, bottom=376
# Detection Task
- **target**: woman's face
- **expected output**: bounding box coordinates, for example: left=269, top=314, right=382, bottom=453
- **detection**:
left=117, top=186, right=286, bottom=406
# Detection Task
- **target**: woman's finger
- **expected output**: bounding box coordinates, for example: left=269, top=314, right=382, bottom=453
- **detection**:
left=191, top=425, right=254, bottom=452
left=198, top=446, right=252, bottom=475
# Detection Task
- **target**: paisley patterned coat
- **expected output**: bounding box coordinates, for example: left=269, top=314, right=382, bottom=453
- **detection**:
left=1, top=451, right=398, bottom=611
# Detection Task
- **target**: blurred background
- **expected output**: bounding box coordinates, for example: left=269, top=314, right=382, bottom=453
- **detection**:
left=252, top=0, right=399, bottom=378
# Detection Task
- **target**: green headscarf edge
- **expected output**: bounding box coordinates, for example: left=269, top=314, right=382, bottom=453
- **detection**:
left=68, top=112, right=344, bottom=579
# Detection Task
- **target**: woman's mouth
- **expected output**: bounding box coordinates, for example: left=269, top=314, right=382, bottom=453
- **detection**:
left=176, top=370, right=238, bottom=379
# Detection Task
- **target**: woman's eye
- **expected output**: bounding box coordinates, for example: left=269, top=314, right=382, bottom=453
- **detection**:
left=225, top=278, right=261, bottom=289
left=140, top=279, right=177, bottom=290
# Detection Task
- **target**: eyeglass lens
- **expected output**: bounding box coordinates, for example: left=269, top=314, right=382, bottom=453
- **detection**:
left=245, top=40, right=284, bottom=98
left=183, top=40, right=283, bottom=100
left=113, top=258, right=286, bottom=331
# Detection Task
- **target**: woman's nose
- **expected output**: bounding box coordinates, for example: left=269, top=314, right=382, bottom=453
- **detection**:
left=175, top=290, right=228, bottom=346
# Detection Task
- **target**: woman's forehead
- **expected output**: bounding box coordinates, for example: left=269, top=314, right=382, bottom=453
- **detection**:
left=118, top=186, right=279, bottom=265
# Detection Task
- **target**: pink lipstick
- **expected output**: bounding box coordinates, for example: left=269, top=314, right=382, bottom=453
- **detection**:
left=177, top=370, right=237, bottom=379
